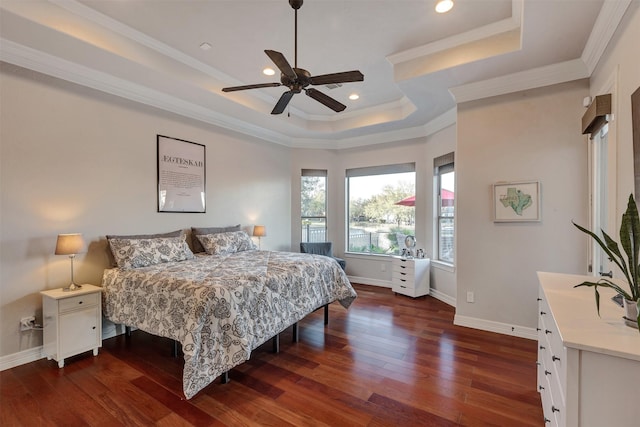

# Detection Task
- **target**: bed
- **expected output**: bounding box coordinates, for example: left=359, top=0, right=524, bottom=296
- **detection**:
left=101, top=230, right=356, bottom=399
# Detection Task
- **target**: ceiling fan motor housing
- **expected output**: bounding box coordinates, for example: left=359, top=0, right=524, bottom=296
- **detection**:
left=282, top=68, right=311, bottom=93
left=289, top=0, right=303, bottom=10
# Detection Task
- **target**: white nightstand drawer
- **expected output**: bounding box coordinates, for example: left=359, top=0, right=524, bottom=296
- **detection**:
left=59, top=292, right=99, bottom=313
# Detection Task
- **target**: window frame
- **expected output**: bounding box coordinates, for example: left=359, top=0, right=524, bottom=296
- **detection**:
left=435, top=154, right=455, bottom=265
left=345, top=163, right=416, bottom=256
left=301, top=169, right=327, bottom=243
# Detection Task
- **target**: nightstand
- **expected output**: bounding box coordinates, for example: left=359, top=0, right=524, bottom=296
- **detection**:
left=391, top=257, right=430, bottom=298
left=41, top=284, right=102, bottom=368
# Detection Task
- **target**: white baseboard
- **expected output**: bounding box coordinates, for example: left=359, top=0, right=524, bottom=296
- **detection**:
left=429, top=289, right=456, bottom=307
left=347, top=276, right=391, bottom=288
left=0, top=346, right=44, bottom=371
left=454, top=314, right=537, bottom=340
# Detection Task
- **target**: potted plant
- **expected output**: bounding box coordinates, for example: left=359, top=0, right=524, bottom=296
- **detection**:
left=573, top=194, right=640, bottom=331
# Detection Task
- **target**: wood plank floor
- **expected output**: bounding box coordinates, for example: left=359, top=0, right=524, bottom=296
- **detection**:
left=1, top=284, right=543, bottom=426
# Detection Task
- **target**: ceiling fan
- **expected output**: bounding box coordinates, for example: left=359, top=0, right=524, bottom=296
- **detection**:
left=221, top=0, right=364, bottom=115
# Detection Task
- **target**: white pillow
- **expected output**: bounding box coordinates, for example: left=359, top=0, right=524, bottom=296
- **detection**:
left=109, top=235, right=195, bottom=269
left=197, top=230, right=257, bottom=255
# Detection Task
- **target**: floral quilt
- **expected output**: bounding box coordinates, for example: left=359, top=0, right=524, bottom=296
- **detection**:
left=101, top=250, right=357, bottom=398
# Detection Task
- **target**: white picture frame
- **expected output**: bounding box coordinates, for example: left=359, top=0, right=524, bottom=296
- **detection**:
left=493, top=181, right=540, bottom=222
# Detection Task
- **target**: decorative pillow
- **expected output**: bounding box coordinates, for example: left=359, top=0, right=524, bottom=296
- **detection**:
left=191, top=224, right=241, bottom=253
left=109, top=235, right=195, bottom=269
left=106, top=230, right=184, bottom=267
left=197, top=231, right=257, bottom=255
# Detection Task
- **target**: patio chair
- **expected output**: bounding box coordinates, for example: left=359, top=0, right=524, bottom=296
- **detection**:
left=300, top=242, right=346, bottom=271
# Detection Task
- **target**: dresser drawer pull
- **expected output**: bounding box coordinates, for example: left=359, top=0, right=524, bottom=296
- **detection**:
left=545, top=329, right=552, bottom=335
left=400, top=272, right=407, bottom=276
left=540, top=311, right=546, bottom=315
left=552, top=406, right=560, bottom=413
left=536, top=361, right=541, bottom=366
left=552, top=355, right=561, bottom=362
left=539, top=385, right=545, bottom=391
left=544, top=418, right=551, bottom=423
left=537, top=298, right=542, bottom=301
left=545, top=370, right=552, bottom=376
left=539, top=345, right=545, bottom=350
left=78, top=301, right=83, bottom=305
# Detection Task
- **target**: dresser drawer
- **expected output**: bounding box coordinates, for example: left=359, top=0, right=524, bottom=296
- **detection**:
left=58, top=292, right=99, bottom=313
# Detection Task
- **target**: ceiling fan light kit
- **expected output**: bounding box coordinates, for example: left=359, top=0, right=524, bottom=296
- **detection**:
left=222, top=0, right=364, bottom=115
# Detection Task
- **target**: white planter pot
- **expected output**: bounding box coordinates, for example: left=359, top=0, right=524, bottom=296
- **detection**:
left=623, top=298, right=639, bottom=329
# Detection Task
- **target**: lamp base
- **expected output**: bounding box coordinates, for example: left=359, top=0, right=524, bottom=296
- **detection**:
left=63, top=283, right=83, bottom=292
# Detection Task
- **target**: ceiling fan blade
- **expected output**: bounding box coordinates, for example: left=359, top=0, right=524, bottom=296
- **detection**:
left=309, top=70, right=364, bottom=86
left=271, top=91, right=296, bottom=115
left=305, top=88, right=346, bottom=112
left=265, top=50, right=297, bottom=80
left=222, top=82, right=281, bottom=92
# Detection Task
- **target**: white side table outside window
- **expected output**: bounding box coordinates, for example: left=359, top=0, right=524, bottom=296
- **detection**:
left=41, top=284, right=102, bottom=368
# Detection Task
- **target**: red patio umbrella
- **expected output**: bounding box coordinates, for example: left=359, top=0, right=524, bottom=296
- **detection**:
left=395, top=195, right=415, bottom=206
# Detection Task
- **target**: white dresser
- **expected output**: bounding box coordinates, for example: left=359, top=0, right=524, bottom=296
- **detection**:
left=41, top=284, right=102, bottom=368
left=537, top=272, right=640, bottom=427
left=391, top=257, right=430, bottom=297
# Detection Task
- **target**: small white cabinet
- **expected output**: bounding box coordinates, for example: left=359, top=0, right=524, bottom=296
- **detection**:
left=391, top=257, right=430, bottom=297
left=41, top=284, right=102, bottom=368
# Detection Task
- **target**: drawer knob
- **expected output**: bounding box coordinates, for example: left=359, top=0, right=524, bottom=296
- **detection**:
left=92, top=326, right=96, bottom=330
left=545, top=370, right=552, bottom=376
left=536, top=361, right=541, bottom=366
left=544, top=417, right=551, bottom=423
left=539, top=385, right=545, bottom=391
left=537, top=298, right=542, bottom=301
left=545, top=329, right=552, bottom=335
left=552, top=406, right=560, bottom=413
left=540, top=311, right=546, bottom=315
left=552, top=355, right=561, bottom=362
left=539, top=345, right=545, bottom=350
left=78, top=301, right=83, bottom=305
left=536, top=328, right=541, bottom=331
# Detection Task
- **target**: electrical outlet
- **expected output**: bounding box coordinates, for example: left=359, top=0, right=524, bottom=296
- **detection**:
left=20, top=316, right=35, bottom=331
left=466, top=291, right=474, bottom=303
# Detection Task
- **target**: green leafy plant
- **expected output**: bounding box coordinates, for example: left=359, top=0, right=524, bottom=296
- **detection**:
left=573, top=194, right=640, bottom=330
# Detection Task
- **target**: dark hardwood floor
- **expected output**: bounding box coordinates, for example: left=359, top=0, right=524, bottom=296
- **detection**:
left=1, top=284, right=543, bottom=426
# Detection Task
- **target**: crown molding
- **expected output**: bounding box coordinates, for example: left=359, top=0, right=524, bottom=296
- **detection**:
left=297, top=107, right=457, bottom=150
left=0, top=38, right=293, bottom=147
left=581, top=0, right=632, bottom=75
left=387, top=0, right=522, bottom=66
left=449, top=59, right=589, bottom=104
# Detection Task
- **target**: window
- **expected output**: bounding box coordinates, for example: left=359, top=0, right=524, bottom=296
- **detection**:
left=301, top=169, right=327, bottom=242
left=435, top=153, right=454, bottom=264
left=346, top=163, right=415, bottom=255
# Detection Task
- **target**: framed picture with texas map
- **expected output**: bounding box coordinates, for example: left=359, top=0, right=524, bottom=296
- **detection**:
left=493, top=181, right=540, bottom=222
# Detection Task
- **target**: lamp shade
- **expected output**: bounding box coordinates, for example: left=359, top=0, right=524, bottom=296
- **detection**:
left=253, top=225, right=266, bottom=237
left=55, top=233, right=85, bottom=255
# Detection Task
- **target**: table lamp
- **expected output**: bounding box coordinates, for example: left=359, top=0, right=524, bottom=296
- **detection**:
left=55, top=233, right=85, bottom=291
left=253, top=225, right=266, bottom=250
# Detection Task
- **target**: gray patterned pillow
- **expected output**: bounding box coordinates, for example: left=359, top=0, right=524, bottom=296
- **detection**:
left=197, top=231, right=257, bottom=255
left=109, top=235, right=195, bottom=269
left=191, top=224, right=241, bottom=253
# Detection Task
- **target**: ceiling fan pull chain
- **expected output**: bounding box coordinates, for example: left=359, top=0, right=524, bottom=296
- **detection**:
left=294, top=8, right=298, bottom=68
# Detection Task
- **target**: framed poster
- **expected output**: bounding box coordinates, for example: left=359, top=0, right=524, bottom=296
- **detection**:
left=157, top=135, right=206, bottom=213
left=493, top=181, right=540, bottom=222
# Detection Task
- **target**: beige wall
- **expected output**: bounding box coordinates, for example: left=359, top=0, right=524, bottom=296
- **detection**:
left=456, top=80, right=590, bottom=331
left=291, top=125, right=457, bottom=301
left=0, top=63, right=292, bottom=357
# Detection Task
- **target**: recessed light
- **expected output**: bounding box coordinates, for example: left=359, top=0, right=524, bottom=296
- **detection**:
left=435, top=0, right=454, bottom=14
left=263, top=67, right=276, bottom=76
left=349, top=93, right=360, bottom=101
left=199, top=42, right=212, bottom=51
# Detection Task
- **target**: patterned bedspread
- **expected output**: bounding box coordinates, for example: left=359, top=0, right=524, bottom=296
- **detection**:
left=101, top=250, right=357, bottom=398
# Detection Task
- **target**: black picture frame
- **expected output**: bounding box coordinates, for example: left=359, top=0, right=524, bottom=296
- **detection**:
left=157, top=135, right=206, bottom=213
